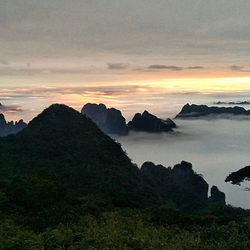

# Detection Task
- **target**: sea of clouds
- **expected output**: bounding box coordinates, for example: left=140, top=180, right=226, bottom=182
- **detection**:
left=115, top=117, right=250, bottom=208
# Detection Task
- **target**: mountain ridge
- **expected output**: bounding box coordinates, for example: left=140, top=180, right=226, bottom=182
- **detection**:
left=82, top=103, right=177, bottom=134
left=175, top=103, right=250, bottom=119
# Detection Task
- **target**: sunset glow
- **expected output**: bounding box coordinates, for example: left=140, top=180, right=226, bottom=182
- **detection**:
left=1, top=0, right=250, bottom=121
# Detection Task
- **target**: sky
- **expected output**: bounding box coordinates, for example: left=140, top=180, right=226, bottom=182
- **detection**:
left=1, top=0, right=250, bottom=120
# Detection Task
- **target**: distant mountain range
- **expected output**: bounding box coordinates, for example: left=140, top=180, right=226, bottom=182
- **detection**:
left=1, top=102, right=177, bottom=137
left=175, top=103, right=250, bottom=119
left=2, top=101, right=250, bottom=137
left=0, top=113, right=27, bottom=137
left=81, top=103, right=177, bottom=135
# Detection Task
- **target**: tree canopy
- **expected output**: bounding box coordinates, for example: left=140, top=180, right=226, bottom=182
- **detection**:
left=225, top=166, right=250, bottom=185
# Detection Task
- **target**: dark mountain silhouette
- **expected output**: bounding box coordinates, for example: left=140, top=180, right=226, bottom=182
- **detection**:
left=0, top=104, right=224, bottom=211
left=141, top=161, right=225, bottom=211
left=128, top=110, right=176, bottom=132
left=175, top=103, right=250, bottom=119
left=0, top=113, right=27, bottom=136
left=208, top=186, right=226, bottom=205
left=81, top=103, right=177, bottom=134
left=81, top=103, right=128, bottom=135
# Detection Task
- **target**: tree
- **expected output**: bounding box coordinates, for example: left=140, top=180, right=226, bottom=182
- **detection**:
left=225, top=166, right=250, bottom=186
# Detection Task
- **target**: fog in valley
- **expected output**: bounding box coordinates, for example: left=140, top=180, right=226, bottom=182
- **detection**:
left=115, top=117, right=250, bottom=209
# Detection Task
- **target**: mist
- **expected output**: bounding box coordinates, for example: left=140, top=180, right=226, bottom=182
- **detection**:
left=114, top=118, right=250, bottom=209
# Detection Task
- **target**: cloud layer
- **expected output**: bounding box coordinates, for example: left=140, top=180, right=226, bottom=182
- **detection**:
left=0, top=0, right=250, bottom=81
left=230, top=65, right=250, bottom=73
left=115, top=118, right=250, bottom=209
left=0, top=103, right=22, bottom=113
left=107, top=63, right=130, bottom=70
left=148, top=65, right=183, bottom=71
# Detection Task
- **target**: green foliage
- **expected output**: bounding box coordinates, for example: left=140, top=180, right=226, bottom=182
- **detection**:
left=148, top=205, right=188, bottom=226
left=79, top=194, right=113, bottom=217
left=0, top=220, right=45, bottom=250
left=41, top=209, right=250, bottom=250
left=0, top=105, right=250, bottom=248
left=0, top=201, right=250, bottom=249
left=0, top=171, right=82, bottom=231
left=200, top=203, right=249, bottom=225
left=2, top=207, right=250, bottom=250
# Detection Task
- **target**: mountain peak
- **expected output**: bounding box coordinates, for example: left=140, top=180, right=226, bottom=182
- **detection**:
left=142, top=110, right=150, bottom=116
left=0, top=113, right=6, bottom=127
left=81, top=103, right=127, bottom=135
left=128, top=110, right=175, bottom=132
left=0, top=112, right=27, bottom=136
left=20, top=104, right=101, bottom=140
left=2, top=104, right=146, bottom=207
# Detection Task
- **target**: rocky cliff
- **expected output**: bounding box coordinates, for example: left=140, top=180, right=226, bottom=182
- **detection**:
left=141, top=160, right=225, bottom=211
left=81, top=103, right=128, bottom=135
left=0, top=113, right=27, bottom=136
left=128, top=110, right=176, bottom=132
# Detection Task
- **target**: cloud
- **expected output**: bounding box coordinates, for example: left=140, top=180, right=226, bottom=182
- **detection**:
left=230, top=65, right=250, bottom=72
left=0, top=85, right=155, bottom=100
left=134, top=65, right=204, bottom=72
left=0, top=103, right=22, bottom=113
left=148, top=65, right=183, bottom=71
left=132, top=66, right=153, bottom=72
left=41, top=69, right=52, bottom=74
left=0, top=67, right=95, bottom=76
left=107, top=63, right=130, bottom=70
left=186, top=66, right=204, bottom=70
left=1, top=0, right=250, bottom=72
left=0, top=59, right=8, bottom=65
left=230, top=65, right=244, bottom=71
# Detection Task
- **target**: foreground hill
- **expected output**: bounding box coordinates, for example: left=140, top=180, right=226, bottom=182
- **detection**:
left=175, top=103, right=250, bottom=119
left=0, top=104, right=152, bottom=207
